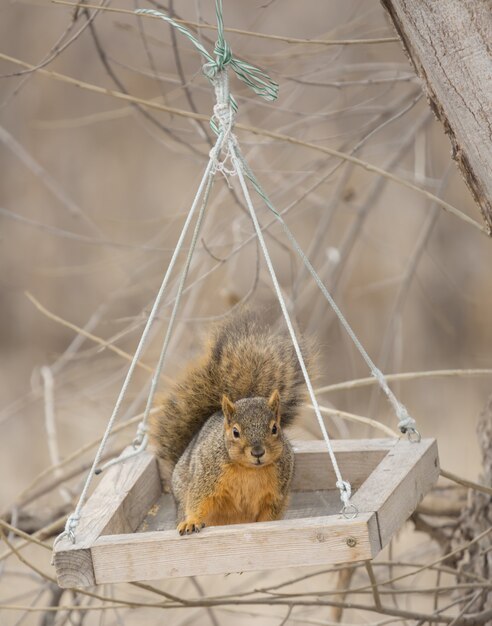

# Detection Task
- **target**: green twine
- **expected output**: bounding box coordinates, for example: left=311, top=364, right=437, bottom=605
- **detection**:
left=135, top=0, right=278, bottom=128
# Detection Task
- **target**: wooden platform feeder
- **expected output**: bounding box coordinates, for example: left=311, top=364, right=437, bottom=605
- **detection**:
left=53, top=437, right=439, bottom=587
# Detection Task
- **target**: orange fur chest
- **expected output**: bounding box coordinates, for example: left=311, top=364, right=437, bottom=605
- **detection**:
left=203, top=462, right=280, bottom=526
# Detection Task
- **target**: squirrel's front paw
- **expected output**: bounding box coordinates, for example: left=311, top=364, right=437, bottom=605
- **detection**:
left=177, top=518, right=206, bottom=535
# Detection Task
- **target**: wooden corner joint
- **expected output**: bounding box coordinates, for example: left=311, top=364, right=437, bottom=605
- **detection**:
left=53, top=547, right=95, bottom=588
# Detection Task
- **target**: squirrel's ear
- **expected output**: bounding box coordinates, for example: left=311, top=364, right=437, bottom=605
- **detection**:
left=222, top=394, right=236, bottom=424
left=268, top=389, right=281, bottom=420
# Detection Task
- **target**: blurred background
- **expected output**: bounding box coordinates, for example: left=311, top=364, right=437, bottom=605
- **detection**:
left=1, top=1, right=491, bottom=624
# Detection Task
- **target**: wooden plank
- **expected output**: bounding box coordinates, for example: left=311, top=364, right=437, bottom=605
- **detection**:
left=52, top=548, right=95, bottom=588
left=102, top=452, right=161, bottom=536
left=139, top=439, right=395, bottom=532
left=138, top=490, right=347, bottom=533
left=91, top=512, right=380, bottom=583
left=137, top=494, right=177, bottom=533
left=53, top=447, right=161, bottom=588
left=153, top=438, right=394, bottom=492
left=292, top=439, right=394, bottom=491
left=285, top=490, right=344, bottom=519
left=381, top=0, right=492, bottom=233
left=54, top=438, right=405, bottom=586
left=351, top=438, right=439, bottom=547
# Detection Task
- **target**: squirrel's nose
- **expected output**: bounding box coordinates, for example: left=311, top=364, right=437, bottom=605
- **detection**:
left=251, top=445, right=265, bottom=459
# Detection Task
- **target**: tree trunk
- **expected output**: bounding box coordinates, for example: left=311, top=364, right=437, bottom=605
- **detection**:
left=451, top=396, right=492, bottom=612
left=381, top=0, right=492, bottom=235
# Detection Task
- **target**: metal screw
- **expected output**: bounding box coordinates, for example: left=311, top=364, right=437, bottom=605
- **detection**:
left=346, top=536, right=357, bottom=548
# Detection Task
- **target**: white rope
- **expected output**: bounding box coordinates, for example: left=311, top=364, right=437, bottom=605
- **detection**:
left=54, top=128, right=227, bottom=547
left=234, top=149, right=420, bottom=441
left=95, top=74, right=234, bottom=475
left=229, top=141, right=355, bottom=516
left=97, top=162, right=217, bottom=473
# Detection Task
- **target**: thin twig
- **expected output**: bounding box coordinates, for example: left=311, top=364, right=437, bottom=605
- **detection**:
left=83, top=7, right=203, bottom=158
left=0, top=51, right=486, bottom=235
left=51, top=2, right=400, bottom=46
left=25, top=291, right=158, bottom=376
left=307, top=403, right=398, bottom=437
left=316, top=368, right=492, bottom=394
left=366, top=561, right=383, bottom=610
left=439, top=469, right=492, bottom=497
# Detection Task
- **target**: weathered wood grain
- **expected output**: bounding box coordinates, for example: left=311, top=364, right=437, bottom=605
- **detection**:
left=138, top=489, right=350, bottom=533
left=53, top=548, right=95, bottom=588
left=381, top=0, right=492, bottom=233
left=351, top=438, right=439, bottom=547
left=91, top=513, right=380, bottom=583
left=53, top=447, right=161, bottom=587
left=53, top=438, right=439, bottom=586
left=291, top=439, right=394, bottom=491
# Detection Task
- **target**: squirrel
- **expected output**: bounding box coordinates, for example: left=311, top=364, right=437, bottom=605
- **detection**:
left=150, top=309, right=313, bottom=535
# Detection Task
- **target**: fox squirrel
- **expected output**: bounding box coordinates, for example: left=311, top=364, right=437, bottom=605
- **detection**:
left=150, top=310, right=313, bottom=535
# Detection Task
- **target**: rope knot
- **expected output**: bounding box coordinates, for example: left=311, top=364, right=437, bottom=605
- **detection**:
left=52, top=513, right=81, bottom=553
left=210, top=71, right=236, bottom=137
left=202, top=38, right=233, bottom=79
left=336, top=480, right=358, bottom=518
left=214, top=39, right=233, bottom=71
left=397, top=409, right=414, bottom=432
left=212, top=102, right=235, bottom=133
left=336, top=480, right=352, bottom=505
left=133, top=421, right=148, bottom=447
left=65, top=513, right=81, bottom=543
left=397, top=408, right=420, bottom=441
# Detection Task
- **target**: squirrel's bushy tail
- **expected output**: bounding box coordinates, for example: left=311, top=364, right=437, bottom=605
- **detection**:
left=151, top=309, right=314, bottom=474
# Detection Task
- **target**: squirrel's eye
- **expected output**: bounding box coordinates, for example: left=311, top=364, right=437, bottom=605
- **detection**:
left=271, top=424, right=278, bottom=435
left=232, top=427, right=240, bottom=439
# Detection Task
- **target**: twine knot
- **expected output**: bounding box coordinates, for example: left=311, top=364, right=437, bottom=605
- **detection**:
left=336, top=480, right=358, bottom=518
left=133, top=421, right=148, bottom=447
left=336, top=480, right=352, bottom=505
left=396, top=408, right=415, bottom=433
left=215, top=39, right=233, bottom=70
left=203, top=39, right=233, bottom=77
left=64, top=513, right=80, bottom=543
left=210, top=71, right=236, bottom=137
left=397, top=408, right=420, bottom=441
left=212, top=101, right=235, bottom=133
left=52, top=512, right=81, bottom=556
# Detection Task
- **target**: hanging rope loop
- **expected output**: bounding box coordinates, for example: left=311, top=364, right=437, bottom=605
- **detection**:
left=341, top=503, right=358, bottom=520
left=65, top=515, right=79, bottom=544
left=133, top=421, right=148, bottom=448
left=336, top=479, right=352, bottom=504
left=407, top=427, right=422, bottom=443
left=396, top=408, right=417, bottom=435
left=210, top=70, right=236, bottom=137
left=53, top=513, right=80, bottom=548
left=336, top=480, right=358, bottom=518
